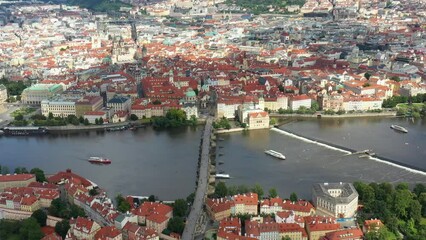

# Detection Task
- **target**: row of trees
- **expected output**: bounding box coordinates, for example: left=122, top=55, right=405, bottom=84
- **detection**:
left=354, top=182, right=426, bottom=240
left=152, top=109, right=197, bottom=129
left=12, top=113, right=103, bottom=127
left=382, top=94, right=426, bottom=108
left=0, top=214, right=70, bottom=240
left=213, top=182, right=298, bottom=201
left=224, top=0, right=305, bottom=15
left=0, top=77, right=28, bottom=97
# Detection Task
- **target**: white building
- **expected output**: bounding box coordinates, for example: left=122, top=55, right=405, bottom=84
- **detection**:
left=289, top=95, right=311, bottom=110
left=342, top=97, right=382, bottom=111
left=182, top=103, right=198, bottom=120
left=312, top=182, right=359, bottom=218
left=107, top=96, right=131, bottom=113
left=41, top=98, right=76, bottom=117
left=217, top=101, right=240, bottom=119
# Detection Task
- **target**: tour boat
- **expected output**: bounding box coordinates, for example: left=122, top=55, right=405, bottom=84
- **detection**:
left=264, top=150, right=286, bottom=160
left=390, top=125, right=408, bottom=133
left=215, top=174, right=230, bottom=179
left=88, top=157, right=112, bottom=164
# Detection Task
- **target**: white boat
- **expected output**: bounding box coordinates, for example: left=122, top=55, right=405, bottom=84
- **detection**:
left=215, top=174, right=230, bottom=179
left=264, top=150, right=286, bottom=160
left=88, top=157, right=111, bottom=164
left=390, top=125, right=408, bottom=133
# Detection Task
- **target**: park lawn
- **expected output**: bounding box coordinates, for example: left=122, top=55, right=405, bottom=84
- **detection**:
left=139, top=118, right=152, bottom=124
left=396, top=103, right=425, bottom=109
left=10, top=107, right=36, bottom=117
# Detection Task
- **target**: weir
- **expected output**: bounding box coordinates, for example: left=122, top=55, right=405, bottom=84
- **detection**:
left=271, top=127, right=426, bottom=176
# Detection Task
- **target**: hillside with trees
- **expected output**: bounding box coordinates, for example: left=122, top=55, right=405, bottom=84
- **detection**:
left=354, top=182, right=426, bottom=240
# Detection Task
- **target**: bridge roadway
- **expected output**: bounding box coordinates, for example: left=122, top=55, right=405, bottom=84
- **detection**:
left=182, top=117, right=213, bottom=240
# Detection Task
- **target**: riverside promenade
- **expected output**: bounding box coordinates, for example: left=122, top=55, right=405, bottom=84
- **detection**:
left=182, top=117, right=213, bottom=240
left=270, top=111, right=396, bottom=118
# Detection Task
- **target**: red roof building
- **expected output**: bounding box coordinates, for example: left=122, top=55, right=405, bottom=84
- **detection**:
left=94, top=226, right=122, bottom=240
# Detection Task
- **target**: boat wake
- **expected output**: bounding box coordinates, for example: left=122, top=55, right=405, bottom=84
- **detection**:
left=271, top=128, right=426, bottom=176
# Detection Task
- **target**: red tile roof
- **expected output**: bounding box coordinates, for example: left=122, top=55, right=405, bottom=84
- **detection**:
left=94, top=226, right=122, bottom=240
left=0, top=174, right=35, bottom=182
left=323, top=228, right=363, bottom=240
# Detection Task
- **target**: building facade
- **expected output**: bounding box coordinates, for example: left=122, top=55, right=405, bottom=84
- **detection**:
left=75, top=96, right=103, bottom=117
left=21, top=84, right=63, bottom=105
left=107, top=96, right=131, bottom=113
left=312, top=182, right=359, bottom=218
left=0, top=174, right=36, bottom=192
left=41, top=98, right=76, bottom=117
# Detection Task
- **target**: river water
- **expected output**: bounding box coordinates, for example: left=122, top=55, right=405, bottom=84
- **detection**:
left=1, top=117, right=425, bottom=200
left=216, top=117, right=426, bottom=199
left=0, top=127, right=201, bottom=200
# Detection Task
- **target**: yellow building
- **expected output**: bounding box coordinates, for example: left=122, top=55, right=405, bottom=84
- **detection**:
left=248, top=111, right=270, bottom=130
left=75, top=96, right=103, bottom=117
left=20, top=196, right=40, bottom=212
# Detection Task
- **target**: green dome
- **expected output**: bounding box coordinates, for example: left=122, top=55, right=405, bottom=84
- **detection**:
left=186, top=88, right=196, bottom=97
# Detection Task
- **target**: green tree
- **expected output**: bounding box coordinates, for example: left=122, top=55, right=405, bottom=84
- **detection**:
left=390, top=76, right=401, bottom=82
left=99, top=118, right=104, bottom=124
left=116, top=194, right=131, bottom=213
left=14, top=167, right=28, bottom=174
left=14, top=114, right=24, bottom=121
left=55, top=220, right=70, bottom=239
left=311, top=101, right=320, bottom=111
left=186, top=192, right=195, bottom=205
left=89, top=189, right=98, bottom=196
left=19, top=217, right=44, bottom=240
left=48, top=199, right=66, bottom=218
left=396, top=183, right=409, bottom=191
left=31, top=209, right=47, bottom=227
left=282, top=236, right=291, bottom=240
left=48, top=112, right=54, bottom=120
left=215, top=181, right=228, bottom=197
left=393, top=189, right=413, bottom=219
left=364, top=226, right=397, bottom=240
left=407, top=199, right=422, bottom=224
left=173, top=199, right=188, bottom=217
left=130, top=114, right=138, bottom=121
left=30, top=168, right=46, bottom=182
left=419, top=192, right=426, bottom=217
left=1, top=166, right=9, bottom=174
left=269, top=118, right=277, bottom=126
left=79, top=116, right=84, bottom=124
left=167, top=217, right=185, bottom=234
left=84, top=118, right=90, bottom=125
left=290, top=192, right=298, bottom=202
left=269, top=188, right=278, bottom=198
left=95, top=118, right=99, bottom=125
left=148, top=195, right=156, bottom=202
left=364, top=72, right=371, bottom=80
left=70, top=204, right=86, bottom=218
left=251, top=184, right=264, bottom=199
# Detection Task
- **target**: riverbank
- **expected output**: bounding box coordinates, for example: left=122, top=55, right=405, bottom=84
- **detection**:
left=270, top=111, right=397, bottom=119
left=46, top=122, right=130, bottom=133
